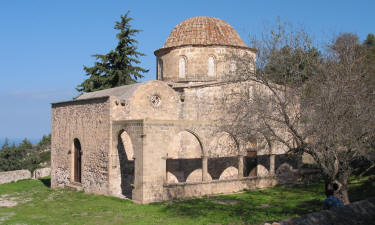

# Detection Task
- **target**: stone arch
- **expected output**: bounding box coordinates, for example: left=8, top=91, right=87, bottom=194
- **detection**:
left=208, top=131, right=239, bottom=158
left=167, top=130, right=203, bottom=159
left=276, top=163, right=297, bottom=185
left=256, top=164, right=269, bottom=177
left=179, top=56, right=187, bottom=78
left=219, top=166, right=238, bottom=180
left=276, top=162, right=293, bottom=173
left=166, top=172, right=178, bottom=184
left=119, top=131, right=134, bottom=161
left=112, top=129, right=135, bottom=199
left=166, top=130, right=203, bottom=183
left=207, top=131, right=239, bottom=180
left=248, top=166, right=257, bottom=177
left=186, top=169, right=212, bottom=183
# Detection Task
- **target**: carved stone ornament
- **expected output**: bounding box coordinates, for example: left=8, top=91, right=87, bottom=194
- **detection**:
left=150, top=95, right=161, bottom=107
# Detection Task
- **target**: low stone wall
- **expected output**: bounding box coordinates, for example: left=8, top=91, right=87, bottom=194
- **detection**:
left=279, top=197, right=375, bottom=225
left=0, top=170, right=31, bottom=184
left=33, top=167, right=51, bottom=179
left=163, top=176, right=277, bottom=200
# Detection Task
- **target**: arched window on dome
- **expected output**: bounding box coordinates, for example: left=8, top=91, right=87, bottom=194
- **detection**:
left=230, top=60, right=237, bottom=73
left=179, top=56, right=186, bottom=78
left=208, top=56, right=215, bottom=77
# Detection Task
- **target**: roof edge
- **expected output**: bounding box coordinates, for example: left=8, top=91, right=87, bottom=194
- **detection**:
left=51, top=96, right=110, bottom=107
left=154, top=44, right=257, bottom=56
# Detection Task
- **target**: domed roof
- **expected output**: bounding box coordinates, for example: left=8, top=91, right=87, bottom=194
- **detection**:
left=163, top=16, right=247, bottom=48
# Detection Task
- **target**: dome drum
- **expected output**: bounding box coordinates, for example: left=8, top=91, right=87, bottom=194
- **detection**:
left=155, top=16, right=256, bottom=82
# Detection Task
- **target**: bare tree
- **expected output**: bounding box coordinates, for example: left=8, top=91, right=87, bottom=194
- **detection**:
left=221, top=21, right=375, bottom=204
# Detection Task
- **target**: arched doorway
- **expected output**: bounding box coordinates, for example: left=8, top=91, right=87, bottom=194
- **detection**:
left=73, top=138, right=82, bottom=183
left=116, top=130, right=135, bottom=199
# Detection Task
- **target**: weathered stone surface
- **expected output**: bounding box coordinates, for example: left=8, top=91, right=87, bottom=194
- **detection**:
left=163, top=16, right=247, bottom=48
left=0, top=170, right=31, bottom=184
left=32, top=167, right=51, bottom=179
left=163, top=176, right=277, bottom=201
left=51, top=97, right=111, bottom=195
left=51, top=16, right=297, bottom=204
left=279, top=197, right=375, bottom=225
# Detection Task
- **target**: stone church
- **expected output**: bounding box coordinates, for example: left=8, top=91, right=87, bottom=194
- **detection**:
left=51, top=16, right=297, bottom=203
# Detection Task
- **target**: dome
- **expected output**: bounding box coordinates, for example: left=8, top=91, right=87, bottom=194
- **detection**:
left=163, top=16, right=247, bottom=48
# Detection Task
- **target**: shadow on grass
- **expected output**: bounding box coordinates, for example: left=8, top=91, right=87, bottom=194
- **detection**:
left=349, top=176, right=375, bottom=202
left=161, top=178, right=375, bottom=224
left=39, top=177, right=51, bottom=187
left=161, top=191, right=323, bottom=224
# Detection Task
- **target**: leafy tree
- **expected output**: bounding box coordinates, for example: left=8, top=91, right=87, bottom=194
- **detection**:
left=264, top=46, right=321, bottom=85
left=0, top=135, right=52, bottom=172
left=36, top=134, right=51, bottom=150
left=222, top=23, right=375, bottom=204
left=77, top=12, right=148, bottom=93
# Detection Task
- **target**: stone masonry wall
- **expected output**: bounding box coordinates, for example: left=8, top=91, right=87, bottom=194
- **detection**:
left=110, top=120, right=144, bottom=202
left=156, top=46, right=254, bottom=82
left=164, top=176, right=277, bottom=200
left=110, top=81, right=180, bottom=121
left=51, top=97, right=111, bottom=195
left=32, top=167, right=51, bottom=179
left=0, top=170, right=31, bottom=184
left=139, top=120, right=259, bottom=203
left=181, top=82, right=252, bottom=121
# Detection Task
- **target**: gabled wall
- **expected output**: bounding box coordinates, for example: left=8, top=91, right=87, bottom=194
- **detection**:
left=51, top=97, right=111, bottom=195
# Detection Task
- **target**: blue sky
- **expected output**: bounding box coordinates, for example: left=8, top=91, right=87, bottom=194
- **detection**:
left=0, top=0, right=373, bottom=141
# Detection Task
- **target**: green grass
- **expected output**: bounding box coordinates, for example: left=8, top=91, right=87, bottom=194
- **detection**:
left=0, top=177, right=374, bottom=225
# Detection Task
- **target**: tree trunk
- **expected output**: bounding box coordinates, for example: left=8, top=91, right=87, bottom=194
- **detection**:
left=337, top=171, right=351, bottom=204
left=338, top=183, right=350, bottom=204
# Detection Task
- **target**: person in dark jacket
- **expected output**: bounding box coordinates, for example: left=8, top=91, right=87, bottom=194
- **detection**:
left=323, top=187, right=343, bottom=210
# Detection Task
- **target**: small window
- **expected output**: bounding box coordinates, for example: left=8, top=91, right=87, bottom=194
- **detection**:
left=179, top=57, right=186, bottom=78
left=230, top=60, right=237, bottom=73
left=208, top=56, right=215, bottom=76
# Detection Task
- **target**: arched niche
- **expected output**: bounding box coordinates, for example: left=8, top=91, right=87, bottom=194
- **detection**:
left=167, top=130, right=203, bottom=159
left=276, top=163, right=296, bottom=185
left=73, top=138, right=82, bottom=183
left=186, top=169, right=212, bottom=183
left=112, top=130, right=135, bottom=199
left=208, top=132, right=238, bottom=158
left=167, top=172, right=179, bottom=184
left=208, top=56, right=215, bottom=76
left=219, top=166, right=238, bottom=180
left=166, top=130, right=203, bottom=183
left=256, top=164, right=270, bottom=177
left=179, top=56, right=187, bottom=78
left=119, top=131, right=134, bottom=161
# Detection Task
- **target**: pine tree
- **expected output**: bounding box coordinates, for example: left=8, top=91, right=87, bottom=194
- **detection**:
left=77, top=12, right=148, bottom=93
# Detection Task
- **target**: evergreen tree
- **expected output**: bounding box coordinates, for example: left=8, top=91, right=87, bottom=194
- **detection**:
left=77, top=12, right=148, bottom=93
left=1, top=138, right=9, bottom=150
left=364, top=33, right=375, bottom=69
left=364, top=33, right=375, bottom=47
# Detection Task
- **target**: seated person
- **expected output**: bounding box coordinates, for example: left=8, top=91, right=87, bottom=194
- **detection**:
left=323, top=188, right=343, bottom=210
